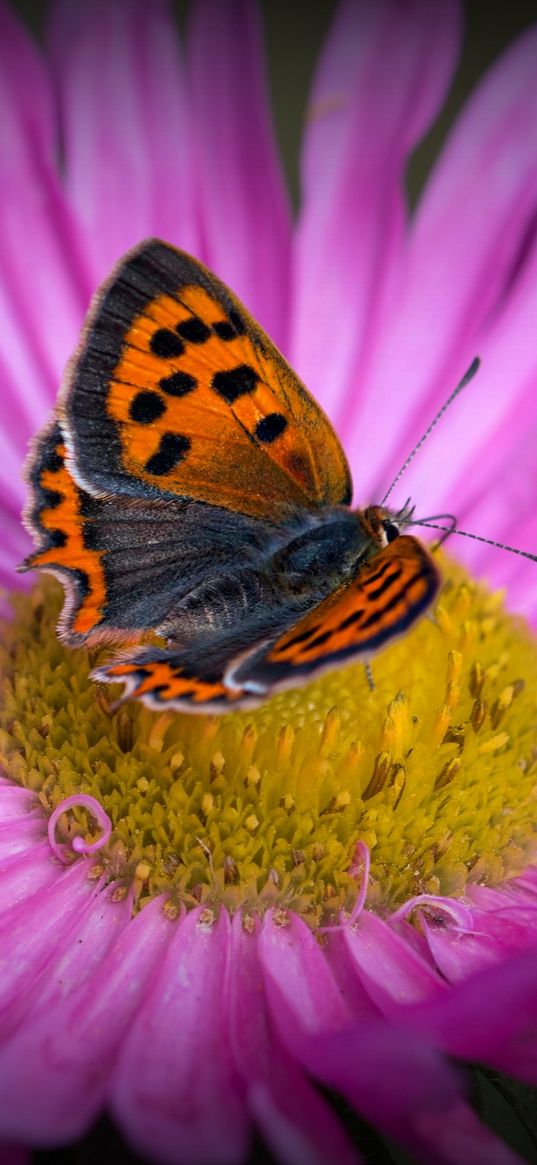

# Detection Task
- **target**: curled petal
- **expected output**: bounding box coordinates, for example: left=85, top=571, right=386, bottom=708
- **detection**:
left=48, top=794, right=112, bottom=863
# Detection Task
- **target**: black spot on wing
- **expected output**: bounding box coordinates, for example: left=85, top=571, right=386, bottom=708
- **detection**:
left=176, top=318, right=211, bottom=344
left=255, top=413, right=288, bottom=444
left=159, top=372, right=197, bottom=397
left=145, top=433, right=191, bottom=476
left=150, top=329, right=185, bottom=358
left=359, top=584, right=410, bottom=630
left=129, top=390, right=166, bottom=424
left=301, top=629, right=332, bottom=651
left=213, top=320, right=237, bottom=341
left=361, top=559, right=393, bottom=587
left=212, top=365, right=259, bottom=403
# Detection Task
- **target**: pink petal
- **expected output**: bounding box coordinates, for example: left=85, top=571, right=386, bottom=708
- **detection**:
left=111, top=907, right=247, bottom=1165
left=0, top=509, right=32, bottom=586
left=228, top=913, right=361, bottom=1165
left=0, top=784, right=39, bottom=820
left=408, top=946, right=537, bottom=1085
left=259, top=913, right=517, bottom=1165
left=30, top=884, right=132, bottom=1014
left=419, top=891, right=537, bottom=983
left=0, top=347, right=61, bottom=514
left=387, top=240, right=537, bottom=538
left=0, top=817, right=48, bottom=861
left=291, top=0, right=461, bottom=430
left=0, top=1, right=54, bottom=160
left=187, top=0, right=291, bottom=349
left=259, top=910, right=351, bottom=1040
left=0, top=861, right=103, bottom=1039
left=343, top=910, right=447, bottom=1011
left=352, top=23, right=537, bottom=507
left=448, top=415, right=537, bottom=613
left=0, top=897, right=170, bottom=1143
left=301, top=1025, right=522, bottom=1165
left=48, top=0, right=198, bottom=283
left=322, top=928, right=382, bottom=1019
left=0, top=4, right=92, bottom=423
left=0, top=843, right=60, bottom=911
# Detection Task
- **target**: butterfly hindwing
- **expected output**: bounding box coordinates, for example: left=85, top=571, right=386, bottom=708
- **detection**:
left=93, top=537, right=440, bottom=711
left=21, top=421, right=282, bottom=646
left=227, top=537, right=441, bottom=694
left=60, top=240, right=352, bottom=519
left=94, top=647, right=252, bottom=714
left=20, top=421, right=109, bottom=642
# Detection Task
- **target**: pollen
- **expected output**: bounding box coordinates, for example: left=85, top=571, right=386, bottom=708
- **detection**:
left=1, top=559, right=537, bottom=922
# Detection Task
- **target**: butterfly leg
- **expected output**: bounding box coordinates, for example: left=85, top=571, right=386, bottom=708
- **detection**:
left=364, top=661, right=375, bottom=691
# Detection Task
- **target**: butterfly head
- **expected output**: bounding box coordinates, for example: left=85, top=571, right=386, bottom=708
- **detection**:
left=360, top=499, right=416, bottom=548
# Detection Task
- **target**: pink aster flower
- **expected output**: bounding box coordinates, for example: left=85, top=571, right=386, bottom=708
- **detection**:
left=1, top=2, right=537, bottom=1164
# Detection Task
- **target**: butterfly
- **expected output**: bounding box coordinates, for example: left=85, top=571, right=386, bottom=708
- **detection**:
left=20, top=240, right=440, bottom=713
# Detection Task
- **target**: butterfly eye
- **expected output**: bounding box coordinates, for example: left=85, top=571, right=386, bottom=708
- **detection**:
left=383, top=521, right=400, bottom=543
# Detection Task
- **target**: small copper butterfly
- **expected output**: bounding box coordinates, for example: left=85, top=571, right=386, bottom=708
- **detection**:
left=20, top=240, right=440, bottom=713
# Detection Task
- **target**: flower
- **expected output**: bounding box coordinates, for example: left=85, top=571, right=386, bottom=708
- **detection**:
left=1, top=1, right=537, bottom=1164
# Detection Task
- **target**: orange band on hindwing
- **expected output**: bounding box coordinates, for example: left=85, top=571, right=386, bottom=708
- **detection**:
left=23, top=425, right=107, bottom=640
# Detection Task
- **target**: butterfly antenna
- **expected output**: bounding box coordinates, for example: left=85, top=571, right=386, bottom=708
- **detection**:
left=413, top=512, right=457, bottom=548
left=415, top=521, right=537, bottom=564
left=381, top=357, right=481, bottom=506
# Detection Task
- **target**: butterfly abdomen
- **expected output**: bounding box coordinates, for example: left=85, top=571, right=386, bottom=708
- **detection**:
left=161, top=567, right=287, bottom=640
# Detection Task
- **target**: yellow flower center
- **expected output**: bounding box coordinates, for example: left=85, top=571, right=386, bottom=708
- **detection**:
left=1, top=558, right=537, bottom=921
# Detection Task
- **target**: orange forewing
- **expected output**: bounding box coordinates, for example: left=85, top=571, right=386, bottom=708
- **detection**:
left=63, top=243, right=352, bottom=520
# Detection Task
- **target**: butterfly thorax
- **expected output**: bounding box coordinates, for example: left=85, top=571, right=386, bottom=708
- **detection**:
left=271, top=507, right=383, bottom=598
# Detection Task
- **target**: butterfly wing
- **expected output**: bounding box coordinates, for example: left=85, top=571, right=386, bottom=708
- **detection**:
left=94, top=644, right=260, bottom=714
left=227, top=536, right=441, bottom=694
left=60, top=240, right=352, bottom=519
left=21, top=421, right=281, bottom=645
left=21, top=421, right=110, bottom=641
left=94, top=536, right=440, bottom=712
